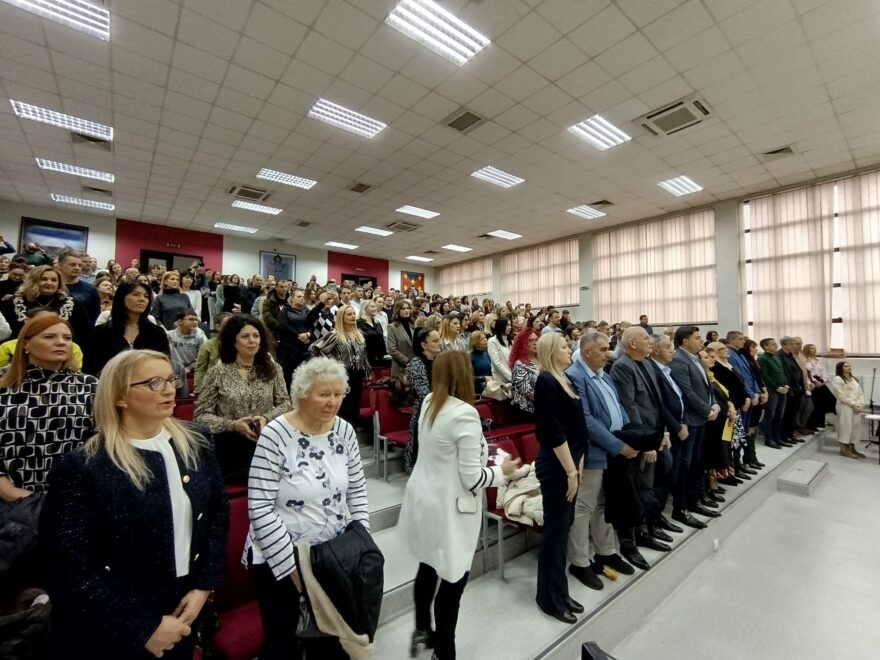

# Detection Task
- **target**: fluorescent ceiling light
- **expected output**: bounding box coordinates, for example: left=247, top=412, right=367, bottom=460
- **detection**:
left=569, top=115, right=632, bottom=150
left=307, top=98, right=386, bottom=139
left=36, top=158, right=113, bottom=182
left=214, top=222, right=258, bottom=234
left=406, top=255, right=434, bottom=262
left=51, top=193, right=114, bottom=210
left=2, top=0, right=110, bottom=40
left=386, top=0, right=490, bottom=67
left=355, top=226, right=394, bottom=237
left=396, top=204, right=439, bottom=219
left=442, top=244, right=472, bottom=252
left=487, top=229, right=521, bottom=240
left=566, top=205, right=606, bottom=220
left=11, top=100, right=113, bottom=141
left=325, top=241, right=358, bottom=250
left=257, top=167, right=317, bottom=190
left=658, top=175, right=703, bottom=197
left=470, top=166, right=524, bottom=188
left=231, top=199, right=283, bottom=215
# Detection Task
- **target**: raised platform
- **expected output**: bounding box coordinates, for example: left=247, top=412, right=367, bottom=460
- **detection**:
left=777, top=458, right=828, bottom=496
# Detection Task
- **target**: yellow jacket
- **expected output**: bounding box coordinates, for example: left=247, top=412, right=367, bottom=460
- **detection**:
left=0, top=339, right=84, bottom=371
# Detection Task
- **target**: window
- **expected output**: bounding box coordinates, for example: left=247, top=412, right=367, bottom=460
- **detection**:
left=437, top=257, right=492, bottom=297
left=500, top=238, right=579, bottom=306
left=592, top=210, right=716, bottom=324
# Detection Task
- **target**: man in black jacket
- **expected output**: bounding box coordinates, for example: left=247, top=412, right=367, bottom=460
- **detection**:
left=779, top=335, right=807, bottom=444
left=261, top=279, right=291, bottom=340
left=277, top=289, right=327, bottom=387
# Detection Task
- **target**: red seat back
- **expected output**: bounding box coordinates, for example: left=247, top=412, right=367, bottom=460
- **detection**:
left=486, top=439, right=519, bottom=511
left=214, top=494, right=257, bottom=612
left=474, top=402, right=494, bottom=423
left=372, top=387, right=410, bottom=434
left=521, top=433, right=540, bottom=465
left=174, top=399, right=195, bottom=422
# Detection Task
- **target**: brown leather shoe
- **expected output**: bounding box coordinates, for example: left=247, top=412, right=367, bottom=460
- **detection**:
left=850, top=444, right=866, bottom=459
left=839, top=443, right=859, bottom=459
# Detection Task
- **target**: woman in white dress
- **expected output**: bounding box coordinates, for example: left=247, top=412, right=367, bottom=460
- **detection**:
left=399, top=350, right=519, bottom=660
left=829, top=361, right=867, bottom=459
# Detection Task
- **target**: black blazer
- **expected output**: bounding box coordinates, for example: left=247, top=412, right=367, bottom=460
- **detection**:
left=649, top=359, right=686, bottom=428
left=610, top=353, right=676, bottom=433
left=82, top=320, right=171, bottom=376
left=41, top=434, right=229, bottom=658
left=533, top=371, right=587, bottom=477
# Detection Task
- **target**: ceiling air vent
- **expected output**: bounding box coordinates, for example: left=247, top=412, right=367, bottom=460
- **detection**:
left=72, top=131, right=112, bottom=151
left=227, top=184, right=271, bottom=202
left=637, top=94, right=713, bottom=137
left=296, top=220, right=312, bottom=228
left=424, top=250, right=439, bottom=254
left=443, top=108, right=485, bottom=134
left=386, top=220, right=419, bottom=233
left=589, top=199, right=614, bottom=208
left=82, top=185, right=112, bottom=197
left=759, top=144, right=797, bottom=162
left=349, top=182, right=371, bottom=194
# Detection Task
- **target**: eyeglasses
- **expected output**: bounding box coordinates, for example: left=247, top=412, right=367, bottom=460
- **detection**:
left=130, top=375, right=179, bottom=391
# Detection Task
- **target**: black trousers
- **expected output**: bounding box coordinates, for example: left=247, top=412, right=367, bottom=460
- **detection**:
left=649, top=447, right=674, bottom=524
left=213, top=431, right=256, bottom=485
left=535, top=467, right=574, bottom=616
left=339, top=370, right=365, bottom=428
left=780, top=392, right=803, bottom=440
left=413, top=563, right=469, bottom=660
left=249, top=561, right=347, bottom=660
left=685, top=424, right=706, bottom=509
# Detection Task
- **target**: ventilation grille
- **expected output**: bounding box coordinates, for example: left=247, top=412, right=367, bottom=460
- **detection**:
left=349, top=182, right=371, bottom=193
left=296, top=220, right=312, bottom=227
left=424, top=250, right=439, bottom=254
left=637, top=94, right=713, bottom=137
left=589, top=199, right=614, bottom=208
left=444, top=108, right=485, bottom=134
left=227, top=184, right=271, bottom=201
left=386, top=220, right=419, bottom=233
left=72, top=132, right=112, bottom=151
left=82, top=185, right=112, bottom=198
left=760, top=145, right=797, bottom=162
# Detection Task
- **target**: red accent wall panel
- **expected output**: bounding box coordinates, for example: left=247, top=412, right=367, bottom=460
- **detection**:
left=115, top=219, right=224, bottom=271
left=327, top=251, right=388, bottom=289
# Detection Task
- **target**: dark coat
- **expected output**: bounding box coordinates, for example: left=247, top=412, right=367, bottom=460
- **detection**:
left=82, top=320, right=171, bottom=376
left=610, top=353, right=676, bottom=433
left=40, top=435, right=229, bottom=658
left=603, top=422, right=664, bottom=528
left=533, top=371, right=588, bottom=480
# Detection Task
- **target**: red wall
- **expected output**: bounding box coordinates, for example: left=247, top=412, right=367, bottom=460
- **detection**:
left=327, top=251, right=388, bottom=290
left=115, top=219, right=224, bottom=272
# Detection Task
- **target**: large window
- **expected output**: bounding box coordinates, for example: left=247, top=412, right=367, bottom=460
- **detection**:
left=744, top=171, right=880, bottom=354
left=500, top=238, right=579, bottom=306
left=592, top=209, right=716, bottom=324
left=437, top=257, right=492, bottom=297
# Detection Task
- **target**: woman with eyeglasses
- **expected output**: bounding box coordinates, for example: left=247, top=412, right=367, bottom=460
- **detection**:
left=195, top=316, right=290, bottom=483
left=0, top=313, right=97, bottom=502
left=41, top=349, right=229, bottom=659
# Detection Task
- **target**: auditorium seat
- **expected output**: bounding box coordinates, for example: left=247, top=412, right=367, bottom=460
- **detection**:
left=372, top=387, right=412, bottom=480
left=520, top=433, right=540, bottom=465
left=174, top=398, right=195, bottom=422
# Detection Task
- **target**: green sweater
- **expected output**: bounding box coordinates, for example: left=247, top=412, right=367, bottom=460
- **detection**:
left=194, top=337, right=220, bottom=392
left=757, top=351, right=787, bottom=390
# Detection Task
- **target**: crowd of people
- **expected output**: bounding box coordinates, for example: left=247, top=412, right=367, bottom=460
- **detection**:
left=0, top=238, right=873, bottom=660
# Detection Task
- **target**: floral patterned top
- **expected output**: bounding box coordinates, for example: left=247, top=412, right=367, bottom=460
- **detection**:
left=244, top=415, right=369, bottom=579
left=194, top=361, right=290, bottom=433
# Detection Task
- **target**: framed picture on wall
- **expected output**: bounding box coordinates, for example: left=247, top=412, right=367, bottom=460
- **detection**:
left=19, top=217, right=88, bottom=257
left=401, top=270, right=425, bottom=294
left=260, top=250, right=296, bottom=282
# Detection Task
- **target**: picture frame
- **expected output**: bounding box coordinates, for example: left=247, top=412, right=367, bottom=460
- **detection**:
left=401, top=270, right=425, bottom=294
left=19, top=216, right=89, bottom=257
left=260, top=250, right=296, bottom=281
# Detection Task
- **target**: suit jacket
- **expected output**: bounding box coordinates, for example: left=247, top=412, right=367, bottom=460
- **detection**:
left=670, top=349, right=716, bottom=426
left=566, top=360, right=626, bottom=470
left=386, top=322, right=414, bottom=377
left=609, top=353, right=668, bottom=435
left=649, top=359, right=686, bottom=428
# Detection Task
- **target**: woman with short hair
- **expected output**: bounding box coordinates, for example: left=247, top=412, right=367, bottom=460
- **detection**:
left=195, top=316, right=290, bottom=483
left=41, top=349, right=228, bottom=659
left=468, top=330, right=492, bottom=394
left=152, top=271, right=193, bottom=330
left=1, top=265, right=90, bottom=341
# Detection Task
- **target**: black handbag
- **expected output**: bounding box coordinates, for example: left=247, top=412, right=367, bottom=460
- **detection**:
left=582, top=641, right=618, bottom=660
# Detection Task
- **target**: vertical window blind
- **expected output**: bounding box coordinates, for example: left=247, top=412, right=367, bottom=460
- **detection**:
left=500, top=238, right=578, bottom=306
left=592, top=209, right=716, bottom=324
left=437, top=257, right=492, bottom=297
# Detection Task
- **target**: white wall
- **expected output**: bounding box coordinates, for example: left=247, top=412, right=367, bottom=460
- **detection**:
left=0, top=200, right=117, bottom=265
left=221, top=235, right=328, bottom=284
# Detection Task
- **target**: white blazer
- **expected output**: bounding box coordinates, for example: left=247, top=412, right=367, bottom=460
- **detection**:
left=399, top=395, right=503, bottom=582
left=487, top=336, right=512, bottom=383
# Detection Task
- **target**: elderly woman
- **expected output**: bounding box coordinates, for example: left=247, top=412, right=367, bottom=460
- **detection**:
left=509, top=328, right=540, bottom=421
left=0, top=313, right=97, bottom=501
left=707, top=341, right=752, bottom=482
left=406, top=328, right=441, bottom=474
left=0, top=265, right=90, bottom=341
left=152, top=271, right=194, bottom=330
left=387, top=299, right=414, bottom=378
left=196, top=316, right=290, bottom=483
left=42, top=349, right=228, bottom=659
left=245, top=357, right=370, bottom=660
left=400, top=351, right=518, bottom=659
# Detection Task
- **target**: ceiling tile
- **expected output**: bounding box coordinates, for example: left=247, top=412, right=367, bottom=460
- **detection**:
left=177, top=10, right=240, bottom=60
left=642, top=0, right=714, bottom=51
left=313, top=0, right=378, bottom=51
left=569, top=4, right=636, bottom=57
left=232, top=37, right=291, bottom=80
left=295, top=29, right=355, bottom=77
left=529, top=39, right=587, bottom=82
left=594, top=31, right=659, bottom=78
left=244, top=2, right=309, bottom=56
left=536, top=0, right=611, bottom=33
left=496, top=11, right=562, bottom=61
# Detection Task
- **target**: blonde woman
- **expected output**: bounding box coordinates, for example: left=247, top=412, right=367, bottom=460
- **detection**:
left=152, top=271, right=193, bottom=330
left=0, top=264, right=90, bottom=341
left=356, top=300, right=388, bottom=366
left=41, top=349, right=228, bottom=659
left=533, top=333, right=587, bottom=625
left=439, top=313, right=469, bottom=352
left=310, top=304, right=371, bottom=425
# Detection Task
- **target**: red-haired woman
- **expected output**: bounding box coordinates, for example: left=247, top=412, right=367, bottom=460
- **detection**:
left=508, top=328, right=539, bottom=422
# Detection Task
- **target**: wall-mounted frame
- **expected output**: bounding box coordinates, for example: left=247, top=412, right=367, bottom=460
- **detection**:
left=260, top=250, right=296, bottom=281
left=401, top=271, right=425, bottom=293
left=19, top=216, right=89, bottom=257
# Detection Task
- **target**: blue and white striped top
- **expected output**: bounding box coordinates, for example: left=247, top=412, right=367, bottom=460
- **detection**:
left=244, top=414, right=369, bottom=580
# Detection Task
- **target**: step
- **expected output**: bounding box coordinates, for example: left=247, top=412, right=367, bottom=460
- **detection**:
left=777, top=458, right=828, bottom=496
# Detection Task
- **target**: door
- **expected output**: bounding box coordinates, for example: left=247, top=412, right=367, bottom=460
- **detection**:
left=140, top=250, right=203, bottom=274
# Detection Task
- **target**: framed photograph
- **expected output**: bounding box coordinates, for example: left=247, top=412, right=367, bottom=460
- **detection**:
left=19, top=217, right=89, bottom=257
left=401, top=270, right=425, bottom=294
left=260, top=250, right=296, bottom=281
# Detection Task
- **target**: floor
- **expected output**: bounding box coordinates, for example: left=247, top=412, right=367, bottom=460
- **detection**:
left=612, top=440, right=880, bottom=660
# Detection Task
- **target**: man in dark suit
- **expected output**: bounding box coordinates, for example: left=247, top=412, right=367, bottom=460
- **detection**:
left=779, top=335, right=808, bottom=444
left=670, top=326, right=722, bottom=525
left=566, top=331, right=639, bottom=586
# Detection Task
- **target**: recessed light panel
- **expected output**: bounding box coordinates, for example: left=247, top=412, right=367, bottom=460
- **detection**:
left=406, top=255, right=434, bottom=262
left=568, top=115, right=632, bottom=150
left=2, top=0, right=110, bottom=40
left=355, top=226, right=394, bottom=237
left=231, top=200, right=283, bottom=215
left=51, top=193, right=114, bottom=210
left=256, top=167, right=317, bottom=190
left=307, top=98, right=386, bottom=139
left=36, top=158, right=114, bottom=182
left=487, top=229, right=522, bottom=240
left=386, top=0, right=490, bottom=66
left=396, top=204, right=439, bottom=219
left=325, top=241, right=358, bottom=250
left=214, top=222, right=258, bottom=234
left=11, top=100, right=113, bottom=141
left=442, top=244, right=472, bottom=252
left=658, top=175, right=703, bottom=197
left=470, top=166, right=525, bottom=188
left=566, top=205, right=606, bottom=220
